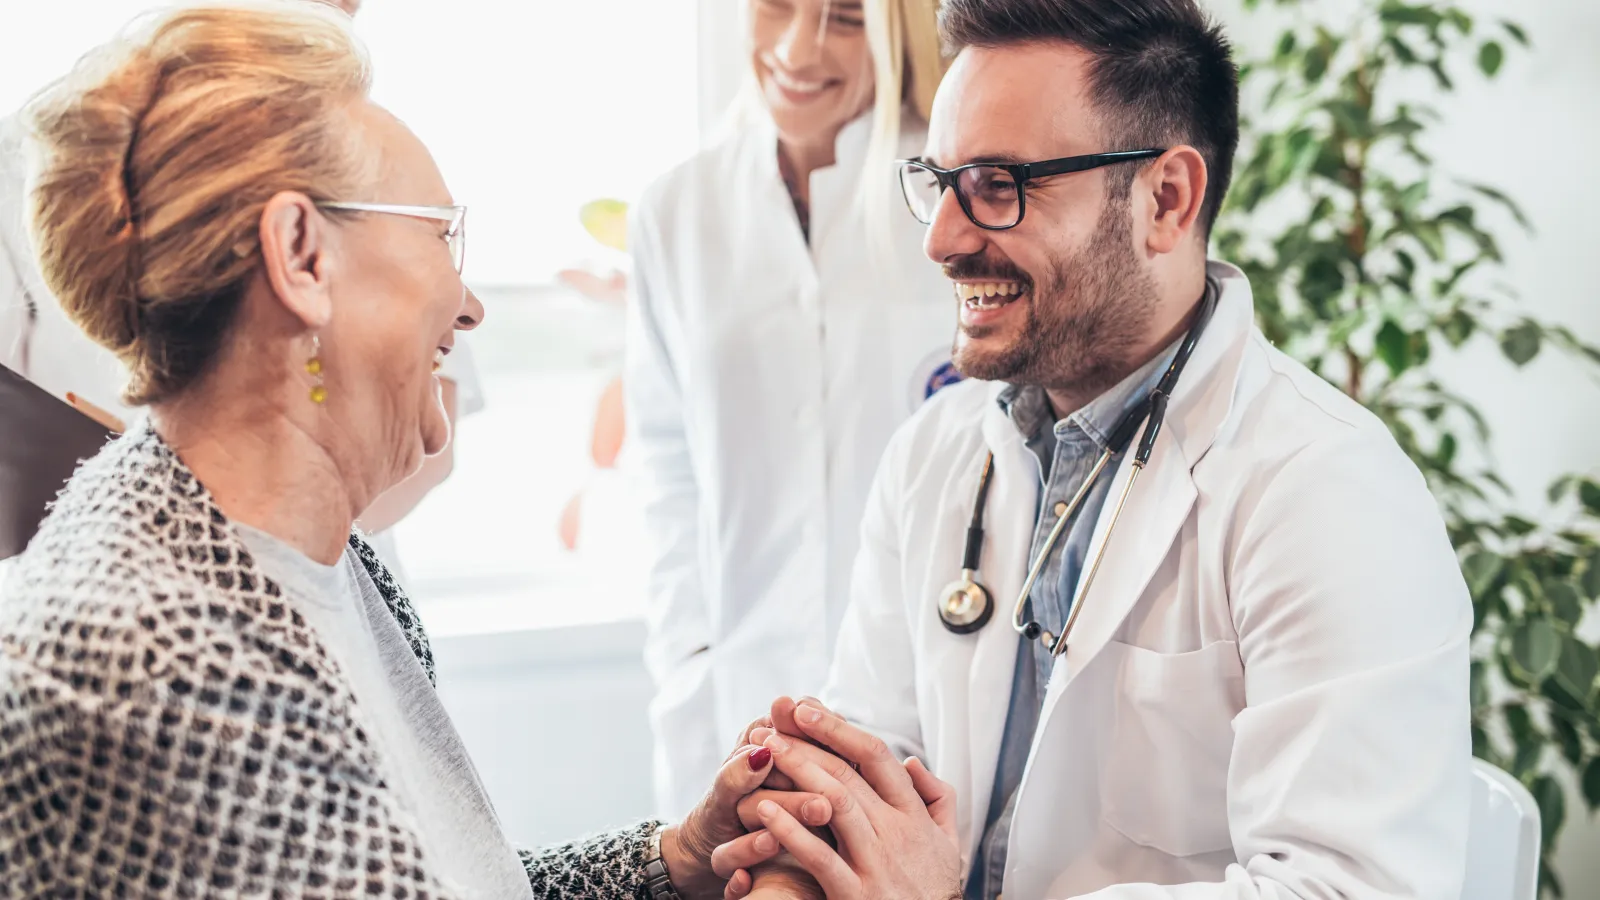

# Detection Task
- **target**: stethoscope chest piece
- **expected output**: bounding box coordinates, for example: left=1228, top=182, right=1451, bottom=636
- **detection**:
left=937, top=570, right=994, bottom=634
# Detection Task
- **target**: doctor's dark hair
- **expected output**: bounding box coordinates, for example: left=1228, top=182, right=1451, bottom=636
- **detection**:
left=24, top=0, right=375, bottom=406
left=939, top=0, right=1239, bottom=235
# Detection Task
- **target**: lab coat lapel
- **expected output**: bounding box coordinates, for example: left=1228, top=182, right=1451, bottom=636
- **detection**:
left=962, top=388, right=1037, bottom=854
left=1053, top=429, right=1197, bottom=685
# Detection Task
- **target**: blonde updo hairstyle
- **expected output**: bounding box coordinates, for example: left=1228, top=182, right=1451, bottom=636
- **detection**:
left=24, top=0, right=377, bottom=406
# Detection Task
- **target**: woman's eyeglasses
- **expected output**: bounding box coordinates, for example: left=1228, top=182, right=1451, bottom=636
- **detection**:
left=896, top=149, right=1166, bottom=231
left=317, top=201, right=468, bottom=273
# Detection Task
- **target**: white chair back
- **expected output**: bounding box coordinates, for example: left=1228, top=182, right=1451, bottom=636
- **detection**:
left=1463, top=758, right=1541, bottom=900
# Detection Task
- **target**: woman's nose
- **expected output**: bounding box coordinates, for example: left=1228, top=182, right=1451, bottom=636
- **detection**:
left=456, top=285, right=484, bottom=331
left=775, top=12, right=823, bottom=70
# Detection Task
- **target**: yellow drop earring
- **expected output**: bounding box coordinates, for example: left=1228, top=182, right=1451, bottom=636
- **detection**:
left=307, top=334, right=327, bottom=404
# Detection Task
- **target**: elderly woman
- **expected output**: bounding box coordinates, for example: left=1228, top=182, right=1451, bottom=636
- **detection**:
left=0, top=3, right=820, bottom=896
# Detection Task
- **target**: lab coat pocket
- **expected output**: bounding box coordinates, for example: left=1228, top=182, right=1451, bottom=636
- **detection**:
left=1098, top=639, right=1244, bottom=858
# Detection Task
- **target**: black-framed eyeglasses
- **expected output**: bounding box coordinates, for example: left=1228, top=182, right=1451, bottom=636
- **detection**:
left=896, top=149, right=1166, bottom=230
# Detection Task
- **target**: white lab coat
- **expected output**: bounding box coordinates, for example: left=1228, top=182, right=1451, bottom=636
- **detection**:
left=825, top=262, right=1473, bottom=899
left=625, top=110, right=956, bottom=818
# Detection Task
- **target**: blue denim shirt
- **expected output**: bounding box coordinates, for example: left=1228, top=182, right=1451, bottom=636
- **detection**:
left=963, top=345, right=1179, bottom=900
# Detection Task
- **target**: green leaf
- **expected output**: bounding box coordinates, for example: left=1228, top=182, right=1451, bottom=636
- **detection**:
left=1446, top=9, right=1473, bottom=34
left=1584, top=756, right=1600, bottom=808
left=1506, top=703, right=1535, bottom=742
left=1436, top=433, right=1457, bottom=468
left=1531, top=774, right=1566, bottom=848
left=1555, top=633, right=1598, bottom=700
left=1274, top=30, right=1297, bottom=60
left=1580, top=480, right=1600, bottom=515
left=1379, top=112, right=1425, bottom=140
left=1385, top=35, right=1420, bottom=66
left=1510, top=618, right=1562, bottom=682
left=1546, top=581, right=1584, bottom=627
left=1583, top=547, right=1600, bottom=599
left=1436, top=204, right=1478, bottom=230
left=1375, top=320, right=1413, bottom=377
left=1396, top=249, right=1417, bottom=277
left=1415, top=222, right=1446, bottom=260
left=1470, top=661, right=1489, bottom=711
left=1512, top=731, right=1544, bottom=777
left=1465, top=181, right=1532, bottom=229
left=1552, top=713, right=1583, bottom=766
left=1500, top=322, right=1542, bottom=366
left=1463, top=549, right=1505, bottom=597
left=1298, top=253, right=1347, bottom=318
left=1398, top=180, right=1428, bottom=213
left=1503, top=20, right=1530, bottom=47
left=1504, top=516, right=1538, bottom=537
left=1542, top=857, right=1565, bottom=898
left=1410, top=330, right=1432, bottom=368
left=1478, top=41, right=1505, bottom=77
left=1441, top=310, right=1476, bottom=348
left=1545, top=677, right=1589, bottom=715
left=1549, top=475, right=1577, bottom=504
left=1427, top=59, right=1454, bottom=91
left=1379, top=1, right=1441, bottom=27
left=1326, top=98, right=1373, bottom=141
left=1303, top=44, right=1330, bottom=82
left=1471, top=722, right=1494, bottom=761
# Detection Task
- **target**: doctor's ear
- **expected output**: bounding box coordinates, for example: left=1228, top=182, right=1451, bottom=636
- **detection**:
left=258, top=190, right=335, bottom=329
left=1140, top=146, right=1208, bottom=256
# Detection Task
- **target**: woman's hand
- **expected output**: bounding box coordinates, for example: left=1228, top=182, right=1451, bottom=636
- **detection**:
left=662, top=743, right=834, bottom=900
left=713, top=701, right=962, bottom=900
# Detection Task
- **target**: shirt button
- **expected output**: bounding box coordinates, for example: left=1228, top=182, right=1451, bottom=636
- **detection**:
left=1053, top=501, right=1068, bottom=517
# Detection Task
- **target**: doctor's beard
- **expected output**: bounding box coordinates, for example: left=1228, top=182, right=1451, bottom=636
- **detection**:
left=950, top=191, right=1159, bottom=399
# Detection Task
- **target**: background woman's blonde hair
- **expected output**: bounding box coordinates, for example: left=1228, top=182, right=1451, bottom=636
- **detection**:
left=860, top=0, right=944, bottom=241
left=24, top=0, right=375, bottom=406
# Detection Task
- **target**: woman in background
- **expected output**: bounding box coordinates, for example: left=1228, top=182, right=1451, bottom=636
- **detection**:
left=626, top=0, right=954, bottom=818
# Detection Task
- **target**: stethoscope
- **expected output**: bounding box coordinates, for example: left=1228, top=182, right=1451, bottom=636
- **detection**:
left=936, top=290, right=1218, bottom=658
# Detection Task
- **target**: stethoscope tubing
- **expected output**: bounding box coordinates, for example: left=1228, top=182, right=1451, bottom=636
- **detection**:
left=1010, top=447, right=1114, bottom=635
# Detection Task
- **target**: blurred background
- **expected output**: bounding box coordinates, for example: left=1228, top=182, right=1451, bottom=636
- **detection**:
left=2, top=0, right=1596, bottom=894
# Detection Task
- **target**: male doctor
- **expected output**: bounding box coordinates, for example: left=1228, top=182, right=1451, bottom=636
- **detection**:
left=725, top=0, right=1473, bottom=898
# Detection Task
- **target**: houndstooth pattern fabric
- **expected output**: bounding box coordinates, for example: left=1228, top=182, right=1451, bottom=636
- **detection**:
left=0, top=421, right=661, bottom=898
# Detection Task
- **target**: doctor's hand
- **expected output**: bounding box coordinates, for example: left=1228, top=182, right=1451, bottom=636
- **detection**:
left=717, top=702, right=962, bottom=900
left=663, top=743, right=834, bottom=900
left=735, top=696, right=851, bottom=795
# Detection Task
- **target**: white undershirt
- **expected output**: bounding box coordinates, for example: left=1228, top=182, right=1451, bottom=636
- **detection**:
left=234, top=522, right=532, bottom=900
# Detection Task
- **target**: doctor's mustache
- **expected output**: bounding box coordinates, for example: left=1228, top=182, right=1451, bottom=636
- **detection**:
left=942, top=256, right=1033, bottom=290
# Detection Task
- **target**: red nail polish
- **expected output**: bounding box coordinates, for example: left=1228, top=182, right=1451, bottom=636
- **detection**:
left=748, top=747, right=773, bottom=771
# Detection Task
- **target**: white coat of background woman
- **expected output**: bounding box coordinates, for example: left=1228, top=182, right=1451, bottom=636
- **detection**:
left=625, top=0, right=955, bottom=818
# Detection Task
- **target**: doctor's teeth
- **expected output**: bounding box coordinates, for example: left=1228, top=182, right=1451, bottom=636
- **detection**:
left=956, top=282, right=1023, bottom=305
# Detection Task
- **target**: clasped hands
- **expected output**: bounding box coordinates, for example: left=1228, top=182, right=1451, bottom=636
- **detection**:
left=686, top=696, right=962, bottom=900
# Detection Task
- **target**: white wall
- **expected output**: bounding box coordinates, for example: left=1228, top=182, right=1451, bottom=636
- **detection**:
left=433, top=623, right=656, bottom=848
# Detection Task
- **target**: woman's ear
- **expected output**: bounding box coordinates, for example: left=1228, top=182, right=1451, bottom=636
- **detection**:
left=1142, top=145, right=1208, bottom=256
left=258, top=191, right=335, bottom=329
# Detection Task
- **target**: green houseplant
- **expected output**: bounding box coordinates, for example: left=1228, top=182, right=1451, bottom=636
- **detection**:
left=1214, top=1, right=1600, bottom=893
